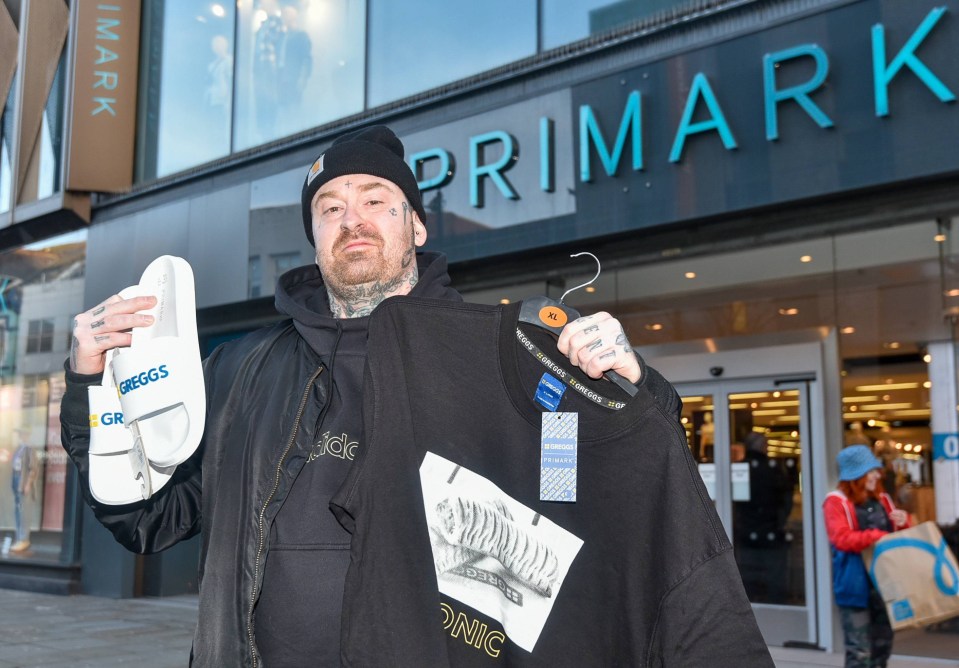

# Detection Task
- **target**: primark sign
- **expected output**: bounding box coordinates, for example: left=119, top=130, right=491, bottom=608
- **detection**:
left=401, top=0, right=958, bottom=262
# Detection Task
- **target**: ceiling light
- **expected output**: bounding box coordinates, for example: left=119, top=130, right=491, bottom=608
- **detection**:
left=895, top=442, right=903, bottom=449
left=772, top=391, right=781, bottom=398
left=923, top=353, right=932, bottom=363
left=855, top=382, right=920, bottom=391
left=791, top=431, right=798, bottom=438
left=843, top=396, right=879, bottom=403
left=882, top=395, right=891, bottom=401
left=685, top=271, right=696, bottom=279
left=499, top=298, right=510, bottom=304
left=883, top=341, right=901, bottom=349
left=644, top=323, right=664, bottom=331
left=860, top=403, right=912, bottom=410
left=867, top=419, right=876, bottom=427
left=585, top=286, right=596, bottom=293
left=778, top=308, right=799, bottom=316
left=841, top=326, right=856, bottom=334
left=915, top=445, right=923, bottom=453
left=946, top=289, right=959, bottom=297
left=800, top=255, right=812, bottom=263
left=923, top=381, right=932, bottom=389
left=844, top=411, right=879, bottom=418
left=752, top=409, right=787, bottom=416
left=935, top=233, right=947, bottom=242
left=904, top=443, right=914, bottom=452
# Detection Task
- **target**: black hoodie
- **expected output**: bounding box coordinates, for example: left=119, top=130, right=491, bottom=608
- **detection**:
left=254, top=251, right=461, bottom=667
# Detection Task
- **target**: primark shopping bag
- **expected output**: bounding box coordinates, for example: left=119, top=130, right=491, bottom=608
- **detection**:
left=864, top=521, right=959, bottom=630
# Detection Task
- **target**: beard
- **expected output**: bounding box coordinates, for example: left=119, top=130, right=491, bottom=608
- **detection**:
left=318, top=226, right=415, bottom=296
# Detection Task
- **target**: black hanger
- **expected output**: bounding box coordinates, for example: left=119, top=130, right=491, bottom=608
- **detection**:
left=518, top=252, right=638, bottom=398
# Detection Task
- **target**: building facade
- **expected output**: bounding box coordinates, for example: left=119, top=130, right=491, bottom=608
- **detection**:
left=0, top=0, right=957, bottom=656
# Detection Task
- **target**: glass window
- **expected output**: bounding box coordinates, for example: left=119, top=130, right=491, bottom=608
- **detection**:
left=542, top=0, right=718, bottom=51
left=233, top=0, right=365, bottom=150
left=248, top=255, right=262, bottom=298
left=37, top=56, right=66, bottom=199
left=146, top=1, right=236, bottom=178
left=1, top=73, right=17, bottom=213
left=0, top=230, right=87, bottom=564
left=271, top=251, right=300, bottom=277
left=367, top=0, right=536, bottom=107
left=25, top=319, right=54, bottom=354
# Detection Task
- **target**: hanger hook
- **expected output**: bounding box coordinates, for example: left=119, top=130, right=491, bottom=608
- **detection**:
left=560, top=252, right=601, bottom=304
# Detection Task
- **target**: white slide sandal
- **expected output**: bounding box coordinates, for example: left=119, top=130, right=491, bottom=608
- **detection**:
left=86, top=256, right=205, bottom=504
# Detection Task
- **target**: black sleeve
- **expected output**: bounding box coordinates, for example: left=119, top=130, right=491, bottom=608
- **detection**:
left=60, top=358, right=206, bottom=555
left=649, top=549, right=773, bottom=667
left=636, top=353, right=683, bottom=423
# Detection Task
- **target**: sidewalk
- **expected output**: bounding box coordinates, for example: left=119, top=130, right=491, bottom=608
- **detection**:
left=1, top=588, right=956, bottom=667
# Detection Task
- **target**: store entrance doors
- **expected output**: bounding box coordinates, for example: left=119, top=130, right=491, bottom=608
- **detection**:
left=640, top=332, right=842, bottom=649
left=674, top=378, right=815, bottom=647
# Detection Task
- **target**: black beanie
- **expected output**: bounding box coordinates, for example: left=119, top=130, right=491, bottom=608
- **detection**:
left=300, top=125, right=426, bottom=246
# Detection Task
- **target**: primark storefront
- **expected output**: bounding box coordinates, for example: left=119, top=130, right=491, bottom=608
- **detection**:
left=1, top=0, right=958, bottom=658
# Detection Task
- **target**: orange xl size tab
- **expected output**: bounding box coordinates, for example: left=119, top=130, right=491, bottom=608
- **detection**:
left=539, top=306, right=568, bottom=328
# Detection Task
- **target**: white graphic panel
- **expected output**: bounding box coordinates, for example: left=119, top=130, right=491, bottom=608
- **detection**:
left=420, top=452, right=584, bottom=653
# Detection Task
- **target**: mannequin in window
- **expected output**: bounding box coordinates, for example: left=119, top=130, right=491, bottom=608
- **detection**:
left=10, top=429, right=38, bottom=554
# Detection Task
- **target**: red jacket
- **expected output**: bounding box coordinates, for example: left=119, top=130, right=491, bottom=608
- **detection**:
left=823, top=490, right=911, bottom=553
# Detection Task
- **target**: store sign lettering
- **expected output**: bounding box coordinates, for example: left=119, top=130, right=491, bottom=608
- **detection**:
left=410, top=6, right=955, bottom=208
left=933, top=433, right=959, bottom=461
left=91, top=4, right=122, bottom=116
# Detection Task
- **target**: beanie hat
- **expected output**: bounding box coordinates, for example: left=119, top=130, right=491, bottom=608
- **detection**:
left=837, top=444, right=882, bottom=482
left=300, top=125, right=426, bottom=246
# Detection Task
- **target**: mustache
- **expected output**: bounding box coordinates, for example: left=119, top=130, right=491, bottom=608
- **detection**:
left=333, top=228, right=383, bottom=252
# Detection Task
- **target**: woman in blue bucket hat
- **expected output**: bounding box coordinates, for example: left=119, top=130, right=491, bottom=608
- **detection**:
left=823, top=444, right=912, bottom=667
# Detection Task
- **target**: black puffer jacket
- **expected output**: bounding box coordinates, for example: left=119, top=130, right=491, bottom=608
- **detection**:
left=60, top=252, right=462, bottom=667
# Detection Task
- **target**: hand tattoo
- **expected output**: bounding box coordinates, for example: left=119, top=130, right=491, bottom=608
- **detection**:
left=71, top=336, right=79, bottom=371
left=599, top=351, right=617, bottom=360
left=94, top=335, right=111, bottom=344
left=583, top=324, right=600, bottom=335
left=90, top=319, right=105, bottom=329
left=587, top=338, right=603, bottom=352
left=92, top=306, right=106, bottom=316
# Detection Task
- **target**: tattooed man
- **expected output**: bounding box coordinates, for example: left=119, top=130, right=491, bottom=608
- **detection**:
left=60, top=125, right=655, bottom=666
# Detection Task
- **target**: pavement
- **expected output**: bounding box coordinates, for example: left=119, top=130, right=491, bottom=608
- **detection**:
left=1, top=588, right=956, bottom=667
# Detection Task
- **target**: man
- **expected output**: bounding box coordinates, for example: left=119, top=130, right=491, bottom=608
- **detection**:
left=10, top=428, right=38, bottom=553
left=61, top=125, right=662, bottom=666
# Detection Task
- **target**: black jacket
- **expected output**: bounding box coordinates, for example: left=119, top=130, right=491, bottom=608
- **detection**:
left=60, top=252, right=461, bottom=667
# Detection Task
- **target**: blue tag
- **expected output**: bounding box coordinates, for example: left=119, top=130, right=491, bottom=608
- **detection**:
left=534, top=373, right=566, bottom=411
left=540, top=412, right=577, bottom=503
left=892, top=599, right=914, bottom=622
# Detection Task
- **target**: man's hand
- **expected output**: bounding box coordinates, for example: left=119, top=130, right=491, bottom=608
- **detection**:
left=557, top=311, right=641, bottom=384
left=70, top=294, right=157, bottom=375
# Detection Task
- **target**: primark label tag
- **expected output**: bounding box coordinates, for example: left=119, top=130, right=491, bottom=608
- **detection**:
left=540, top=412, right=578, bottom=503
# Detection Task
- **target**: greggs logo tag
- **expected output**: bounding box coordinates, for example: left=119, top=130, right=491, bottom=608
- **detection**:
left=90, top=412, right=124, bottom=427
left=118, top=365, right=170, bottom=395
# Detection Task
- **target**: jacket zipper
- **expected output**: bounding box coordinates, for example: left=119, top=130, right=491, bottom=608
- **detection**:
left=247, top=365, right=325, bottom=667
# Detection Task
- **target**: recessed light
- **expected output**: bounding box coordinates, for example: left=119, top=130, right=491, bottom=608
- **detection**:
left=947, top=289, right=959, bottom=297
left=935, top=233, right=947, bottom=242
left=915, top=445, right=923, bottom=453
left=800, top=255, right=812, bottom=263
left=585, top=286, right=596, bottom=293
left=923, top=381, right=932, bottom=389
left=684, top=272, right=696, bottom=279
left=644, top=323, right=664, bottom=331
left=778, top=308, right=799, bottom=316
left=883, top=341, right=901, bottom=349
left=499, top=298, right=510, bottom=304
left=841, top=326, right=856, bottom=334
left=923, top=353, right=932, bottom=363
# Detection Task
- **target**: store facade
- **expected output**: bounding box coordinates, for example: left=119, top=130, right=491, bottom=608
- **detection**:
left=0, top=0, right=957, bottom=656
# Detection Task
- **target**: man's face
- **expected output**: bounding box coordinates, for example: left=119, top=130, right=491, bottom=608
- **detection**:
left=311, top=173, right=427, bottom=294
